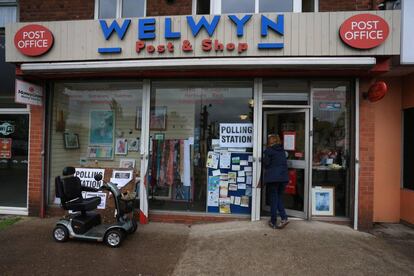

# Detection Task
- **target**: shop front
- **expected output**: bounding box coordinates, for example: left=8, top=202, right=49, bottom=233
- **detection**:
left=5, top=10, right=400, bottom=227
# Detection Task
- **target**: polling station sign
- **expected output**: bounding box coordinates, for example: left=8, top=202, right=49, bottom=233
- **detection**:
left=75, top=168, right=105, bottom=189
left=219, top=123, right=253, bottom=148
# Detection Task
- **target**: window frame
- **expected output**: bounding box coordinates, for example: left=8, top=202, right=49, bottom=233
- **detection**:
left=94, top=0, right=147, bottom=19
left=210, top=0, right=302, bottom=14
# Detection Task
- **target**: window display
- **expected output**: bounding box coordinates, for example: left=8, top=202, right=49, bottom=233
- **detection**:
left=312, top=81, right=352, bottom=217
left=48, top=82, right=143, bottom=204
left=148, top=81, right=253, bottom=212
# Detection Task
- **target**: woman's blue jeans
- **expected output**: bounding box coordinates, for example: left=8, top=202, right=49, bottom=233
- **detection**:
left=268, top=182, right=288, bottom=225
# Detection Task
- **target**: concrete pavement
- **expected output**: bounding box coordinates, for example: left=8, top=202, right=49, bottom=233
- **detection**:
left=0, top=218, right=413, bottom=276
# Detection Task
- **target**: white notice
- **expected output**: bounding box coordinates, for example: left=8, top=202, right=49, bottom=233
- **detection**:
left=219, top=123, right=253, bottom=148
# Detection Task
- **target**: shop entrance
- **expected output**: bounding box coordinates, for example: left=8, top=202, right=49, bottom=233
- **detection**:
left=0, top=113, right=29, bottom=213
left=261, top=109, right=310, bottom=219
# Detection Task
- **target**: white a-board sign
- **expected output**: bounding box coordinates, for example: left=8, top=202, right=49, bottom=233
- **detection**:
left=75, top=168, right=105, bottom=189
left=219, top=123, right=253, bottom=148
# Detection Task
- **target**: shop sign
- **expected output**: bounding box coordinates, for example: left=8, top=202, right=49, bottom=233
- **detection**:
left=339, top=14, right=389, bottom=49
left=0, top=122, right=15, bottom=136
left=0, top=138, right=12, bottom=159
left=14, top=24, right=54, bottom=56
left=98, top=15, right=284, bottom=55
left=15, top=79, right=43, bottom=106
left=219, top=123, right=253, bottom=148
left=74, top=168, right=105, bottom=189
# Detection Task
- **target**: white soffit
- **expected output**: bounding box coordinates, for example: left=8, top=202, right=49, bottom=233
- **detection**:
left=20, top=57, right=376, bottom=73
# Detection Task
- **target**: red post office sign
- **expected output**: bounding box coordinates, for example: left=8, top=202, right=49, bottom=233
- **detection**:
left=339, top=14, right=389, bottom=49
left=14, top=24, right=54, bottom=56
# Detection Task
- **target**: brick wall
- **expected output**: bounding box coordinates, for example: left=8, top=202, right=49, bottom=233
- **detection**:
left=19, top=0, right=94, bottom=22
left=28, top=105, right=44, bottom=216
left=358, top=78, right=376, bottom=230
left=319, top=0, right=382, bottom=11
left=147, top=0, right=192, bottom=16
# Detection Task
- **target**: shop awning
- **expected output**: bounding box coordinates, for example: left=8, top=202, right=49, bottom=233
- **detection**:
left=20, top=57, right=376, bottom=73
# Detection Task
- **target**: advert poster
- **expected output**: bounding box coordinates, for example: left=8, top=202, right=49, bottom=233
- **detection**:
left=0, top=138, right=12, bottom=159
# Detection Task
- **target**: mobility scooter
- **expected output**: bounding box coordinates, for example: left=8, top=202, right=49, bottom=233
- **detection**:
left=53, top=167, right=137, bottom=247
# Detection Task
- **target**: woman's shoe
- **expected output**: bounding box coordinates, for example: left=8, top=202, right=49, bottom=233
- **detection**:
left=276, top=219, right=289, bottom=229
left=268, top=220, right=277, bottom=229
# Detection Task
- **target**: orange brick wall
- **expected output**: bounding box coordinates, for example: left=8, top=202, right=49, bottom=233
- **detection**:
left=358, top=78, right=376, bottom=230
left=28, top=105, right=44, bottom=216
left=319, top=0, right=381, bottom=11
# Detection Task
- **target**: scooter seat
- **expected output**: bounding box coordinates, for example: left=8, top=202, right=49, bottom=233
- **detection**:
left=65, top=196, right=101, bottom=212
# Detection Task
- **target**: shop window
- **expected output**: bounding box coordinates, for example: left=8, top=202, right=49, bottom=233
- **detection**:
left=148, top=81, right=253, bottom=212
left=96, top=0, right=146, bottom=19
left=311, top=81, right=352, bottom=217
left=403, top=108, right=414, bottom=190
left=0, top=1, right=17, bottom=28
left=48, top=82, right=143, bottom=204
left=0, top=31, right=24, bottom=109
left=196, top=0, right=210, bottom=14
left=210, top=0, right=302, bottom=14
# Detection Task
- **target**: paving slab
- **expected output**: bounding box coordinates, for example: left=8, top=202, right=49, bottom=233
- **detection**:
left=0, top=218, right=413, bottom=276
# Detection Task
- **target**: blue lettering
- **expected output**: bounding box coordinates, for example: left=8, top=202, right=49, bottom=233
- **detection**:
left=99, top=19, right=131, bottom=40
left=186, top=15, right=220, bottom=37
left=228, top=15, right=252, bottom=37
left=165, top=17, right=181, bottom=39
left=261, top=15, right=284, bottom=37
left=139, top=18, right=156, bottom=40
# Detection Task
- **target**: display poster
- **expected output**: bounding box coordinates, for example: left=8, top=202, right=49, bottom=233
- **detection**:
left=207, top=176, right=220, bottom=207
left=82, top=191, right=107, bottom=209
left=15, top=79, right=43, bottom=106
left=283, top=131, right=296, bottom=151
left=219, top=197, right=231, bottom=214
left=219, top=123, right=253, bottom=148
left=110, top=170, right=133, bottom=188
left=0, top=138, right=12, bottom=159
left=219, top=151, right=231, bottom=169
left=89, top=110, right=114, bottom=145
left=206, top=151, right=219, bottom=169
left=75, top=168, right=105, bottom=189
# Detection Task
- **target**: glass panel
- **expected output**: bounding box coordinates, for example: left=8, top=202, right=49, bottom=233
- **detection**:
left=259, top=0, right=293, bottom=12
left=263, top=80, right=309, bottom=105
left=222, top=0, right=255, bottom=14
left=0, top=114, right=29, bottom=207
left=0, top=33, right=24, bottom=109
left=148, top=81, right=253, bottom=212
left=302, top=0, right=315, bottom=12
left=197, top=0, right=210, bottom=14
left=122, top=0, right=145, bottom=18
left=0, top=6, right=17, bottom=28
left=49, top=82, right=143, bottom=204
left=312, top=81, right=351, bottom=217
left=263, top=111, right=306, bottom=213
left=99, top=0, right=117, bottom=19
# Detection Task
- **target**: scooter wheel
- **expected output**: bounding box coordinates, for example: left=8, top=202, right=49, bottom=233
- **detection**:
left=104, top=229, right=124, bottom=248
left=53, top=225, right=69, bottom=242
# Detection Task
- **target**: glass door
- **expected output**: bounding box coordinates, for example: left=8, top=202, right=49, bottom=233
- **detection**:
left=261, top=109, right=309, bottom=219
left=0, top=113, right=29, bottom=210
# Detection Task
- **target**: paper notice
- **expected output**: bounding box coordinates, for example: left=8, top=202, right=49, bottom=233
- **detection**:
left=219, top=151, right=231, bottom=169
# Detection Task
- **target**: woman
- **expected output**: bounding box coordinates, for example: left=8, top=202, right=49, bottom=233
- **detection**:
left=263, top=134, right=289, bottom=229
